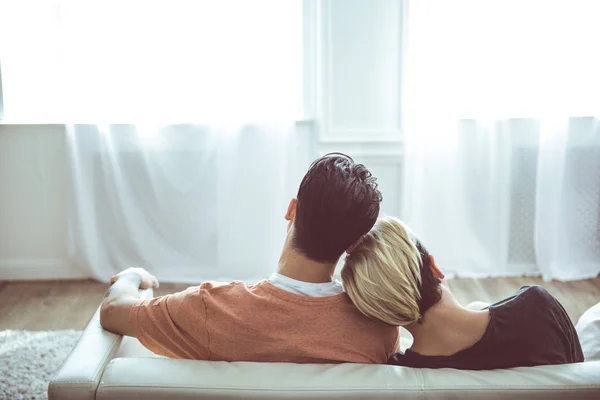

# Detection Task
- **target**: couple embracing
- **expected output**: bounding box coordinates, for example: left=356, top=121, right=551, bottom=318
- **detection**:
left=100, top=153, right=583, bottom=370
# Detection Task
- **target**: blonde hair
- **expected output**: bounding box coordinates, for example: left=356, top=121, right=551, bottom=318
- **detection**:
left=341, top=216, right=424, bottom=326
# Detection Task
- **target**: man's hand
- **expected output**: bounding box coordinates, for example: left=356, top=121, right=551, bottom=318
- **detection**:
left=100, top=267, right=158, bottom=336
left=110, top=267, right=159, bottom=289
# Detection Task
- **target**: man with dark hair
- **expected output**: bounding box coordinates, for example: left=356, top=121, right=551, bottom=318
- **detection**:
left=100, top=153, right=399, bottom=363
left=293, top=153, right=381, bottom=262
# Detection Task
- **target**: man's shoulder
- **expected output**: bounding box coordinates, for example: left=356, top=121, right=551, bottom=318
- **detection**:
left=200, top=280, right=262, bottom=289
left=198, top=280, right=265, bottom=296
left=164, top=281, right=254, bottom=301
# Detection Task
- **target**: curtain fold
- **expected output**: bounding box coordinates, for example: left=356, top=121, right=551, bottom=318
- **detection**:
left=66, top=123, right=309, bottom=283
left=402, top=0, right=600, bottom=280
left=402, top=117, right=600, bottom=280
left=535, top=118, right=600, bottom=280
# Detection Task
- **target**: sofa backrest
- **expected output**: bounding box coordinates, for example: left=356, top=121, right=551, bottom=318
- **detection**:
left=96, top=357, right=600, bottom=400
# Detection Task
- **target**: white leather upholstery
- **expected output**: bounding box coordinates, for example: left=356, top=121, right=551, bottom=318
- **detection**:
left=96, top=357, right=600, bottom=400
left=50, top=293, right=600, bottom=400
left=577, top=301, right=600, bottom=361
left=48, top=289, right=155, bottom=400
left=114, top=336, right=159, bottom=359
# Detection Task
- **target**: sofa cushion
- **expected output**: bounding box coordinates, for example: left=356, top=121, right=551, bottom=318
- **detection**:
left=576, top=301, right=600, bottom=361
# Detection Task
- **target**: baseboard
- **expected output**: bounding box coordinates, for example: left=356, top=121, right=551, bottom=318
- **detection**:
left=0, top=259, right=90, bottom=280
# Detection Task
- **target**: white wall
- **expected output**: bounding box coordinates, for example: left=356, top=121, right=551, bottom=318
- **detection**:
left=0, top=124, right=87, bottom=279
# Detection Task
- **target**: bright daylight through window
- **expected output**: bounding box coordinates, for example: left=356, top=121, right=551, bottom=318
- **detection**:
left=0, top=0, right=303, bottom=122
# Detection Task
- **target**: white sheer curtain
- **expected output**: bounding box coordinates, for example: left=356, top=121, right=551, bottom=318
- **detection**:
left=0, top=0, right=308, bottom=282
left=402, top=0, right=600, bottom=280
left=67, top=123, right=310, bottom=282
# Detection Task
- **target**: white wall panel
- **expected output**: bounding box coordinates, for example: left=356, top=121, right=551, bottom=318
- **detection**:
left=320, top=0, right=403, bottom=139
left=317, top=145, right=403, bottom=217
left=0, top=124, right=85, bottom=279
left=360, top=158, right=403, bottom=218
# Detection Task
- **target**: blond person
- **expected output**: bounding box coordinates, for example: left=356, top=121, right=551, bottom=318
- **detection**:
left=342, top=217, right=583, bottom=370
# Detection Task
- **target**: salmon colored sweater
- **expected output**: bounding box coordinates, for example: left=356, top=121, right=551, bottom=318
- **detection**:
left=130, top=280, right=399, bottom=363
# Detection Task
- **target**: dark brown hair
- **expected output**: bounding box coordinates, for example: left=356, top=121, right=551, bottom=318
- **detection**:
left=293, top=153, right=382, bottom=263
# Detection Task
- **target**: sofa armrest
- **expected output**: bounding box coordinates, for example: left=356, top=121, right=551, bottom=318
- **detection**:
left=48, top=288, right=154, bottom=400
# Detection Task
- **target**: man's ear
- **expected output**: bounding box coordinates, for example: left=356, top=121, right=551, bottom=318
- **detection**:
left=285, top=198, right=297, bottom=221
left=429, top=255, right=445, bottom=280
left=346, top=236, right=365, bottom=255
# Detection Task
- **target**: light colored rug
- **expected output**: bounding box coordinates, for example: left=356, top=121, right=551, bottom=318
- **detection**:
left=0, top=330, right=81, bottom=400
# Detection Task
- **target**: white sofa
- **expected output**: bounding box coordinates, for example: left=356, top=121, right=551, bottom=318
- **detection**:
left=49, top=289, right=600, bottom=400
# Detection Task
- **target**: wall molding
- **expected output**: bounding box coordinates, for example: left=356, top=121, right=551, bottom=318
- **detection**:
left=318, top=0, right=405, bottom=139
left=0, top=258, right=90, bottom=280
left=318, top=138, right=404, bottom=159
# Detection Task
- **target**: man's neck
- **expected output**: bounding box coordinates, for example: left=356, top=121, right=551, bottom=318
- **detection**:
left=404, top=285, right=490, bottom=356
left=277, top=239, right=337, bottom=284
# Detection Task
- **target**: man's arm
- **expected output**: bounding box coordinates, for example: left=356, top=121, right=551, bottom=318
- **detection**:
left=99, top=267, right=159, bottom=337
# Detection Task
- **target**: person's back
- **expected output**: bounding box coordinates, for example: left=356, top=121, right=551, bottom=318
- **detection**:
left=386, top=285, right=582, bottom=369
left=100, top=153, right=399, bottom=363
left=341, top=216, right=583, bottom=370
left=132, top=280, right=398, bottom=363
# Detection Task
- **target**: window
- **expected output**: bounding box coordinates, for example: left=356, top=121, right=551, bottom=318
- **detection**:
left=405, top=0, right=600, bottom=119
left=0, top=0, right=303, bottom=122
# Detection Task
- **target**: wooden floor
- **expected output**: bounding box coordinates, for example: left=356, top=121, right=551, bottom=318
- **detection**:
left=0, top=277, right=599, bottom=330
